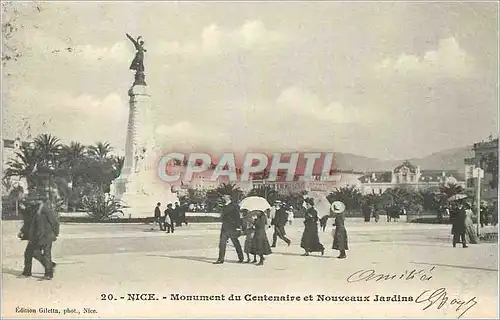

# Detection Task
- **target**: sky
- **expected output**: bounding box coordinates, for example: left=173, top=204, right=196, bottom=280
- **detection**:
left=2, top=1, right=498, bottom=160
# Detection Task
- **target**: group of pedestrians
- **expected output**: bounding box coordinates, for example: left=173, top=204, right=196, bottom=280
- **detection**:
left=213, top=195, right=350, bottom=266
left=153, top=202, right=188, bottom=233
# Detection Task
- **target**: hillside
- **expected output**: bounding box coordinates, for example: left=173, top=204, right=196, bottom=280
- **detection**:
left=332, top=146, right=474, bottom=172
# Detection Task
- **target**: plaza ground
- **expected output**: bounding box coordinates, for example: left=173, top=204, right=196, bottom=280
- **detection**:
left=2, top=218, right=498, bottom=319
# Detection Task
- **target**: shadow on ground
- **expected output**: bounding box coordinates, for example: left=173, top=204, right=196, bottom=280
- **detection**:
left=2, top=267, right=48, bottom=280
left=146, top=254, right=247, bottom=265
left=271, top=252, right=331, bottom=259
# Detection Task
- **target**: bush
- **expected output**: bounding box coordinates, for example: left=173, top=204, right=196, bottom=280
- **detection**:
left=480, top=232, right=498, bottom=243
left=82, top=191, right=124, bottom=221
left=58, top=215, right=221, bottom=223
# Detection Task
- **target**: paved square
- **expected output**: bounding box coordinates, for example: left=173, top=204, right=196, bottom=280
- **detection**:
left=2, top=219, right=498, bottom=318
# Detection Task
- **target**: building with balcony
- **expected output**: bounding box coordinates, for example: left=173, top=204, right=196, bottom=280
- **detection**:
left=359, top=161, right=466, bottom=195
left=464, top=136, right=498, bottom=201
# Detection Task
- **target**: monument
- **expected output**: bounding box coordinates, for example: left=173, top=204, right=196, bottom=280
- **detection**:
left=111, top=34, right=179, bottom=218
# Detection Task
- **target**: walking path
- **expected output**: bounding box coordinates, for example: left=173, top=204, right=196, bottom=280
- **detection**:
left=2, top=221, right=498, bottom=318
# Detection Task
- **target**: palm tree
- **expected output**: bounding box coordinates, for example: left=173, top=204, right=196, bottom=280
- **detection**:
left=34, top=133, right=62, bottom=167
left=216, top=182, right=243, bottom=201
left=439, top=183, right=465, bottom=198
left=327, top=185, right=362, bottom=211
left=61, top=142, right=85, bottom=166
left=2, top=176, right=12, bottom=196
left=88, top=141, right=113, bottom=162
left=111, top=156, right=125, bottom=179
left=4, top=144, right=41, bottom=191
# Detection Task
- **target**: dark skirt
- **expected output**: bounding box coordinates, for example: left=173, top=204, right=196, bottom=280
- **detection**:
left=332, top=227, right=348, bottom=250
left=300, top=222, right=324, bottom=252
left=250, top=230, right=272, bottom=256
left=451, top=221, right=465, bottom=235
left=244, top=231, right=254, bottom=254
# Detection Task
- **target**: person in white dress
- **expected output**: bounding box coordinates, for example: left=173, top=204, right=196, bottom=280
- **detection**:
left=287, top=206, right=294, bottom=225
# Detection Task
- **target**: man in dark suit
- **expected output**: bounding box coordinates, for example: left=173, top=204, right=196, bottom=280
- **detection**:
left=154, top=202, right=163, bottom=231
left=178, top=202, right=188, bottom=226
left=165, top=203, right=175, bottom=233
left=20, top=190, right=60, bottom=280
left=271, top=202, right=291, bottom=247
left=451, top=201, right=468, bottom=248
left=214, top=194, right=244, bottom=264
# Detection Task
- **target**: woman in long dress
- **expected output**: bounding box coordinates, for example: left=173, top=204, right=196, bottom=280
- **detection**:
left=464, top=205, right=479, bottom=244
left=332, top=212, right=348, bottom=259
left=249, top=210, right=272, bottom=266
left=241, top=210, right=256, bottom=263
left=300, top=198, right=325, bottom=256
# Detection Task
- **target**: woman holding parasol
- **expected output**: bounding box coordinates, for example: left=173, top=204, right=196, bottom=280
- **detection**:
left=241, top=209, right=256, bottom=263
left=331, top=201, right=348, bottom=259
left=239, top=196, right=273, bottom=265
left=249, top=209, right=273, bottom=265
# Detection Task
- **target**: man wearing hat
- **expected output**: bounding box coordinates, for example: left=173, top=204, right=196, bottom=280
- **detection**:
left=271, top=201, right=291, bottom=247
left=19, top=189, right=60, bottom=280
left=214, top=194, right=244, bottom=264
left=268, top=201, right=280, bottom=227
left=450, top=199, right=468, bottom=248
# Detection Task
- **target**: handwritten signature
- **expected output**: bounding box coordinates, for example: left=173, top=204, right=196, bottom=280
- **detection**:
left=415, top=287, right=477, bottom=318
left=346, top=267, right=435, bottom=283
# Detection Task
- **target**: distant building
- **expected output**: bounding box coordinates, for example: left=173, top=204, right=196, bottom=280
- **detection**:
left=250, top=170, right=364, bottom=197
left=359, top=161, right=466, bottom=195
left=464, top=137, right=498, bottom=201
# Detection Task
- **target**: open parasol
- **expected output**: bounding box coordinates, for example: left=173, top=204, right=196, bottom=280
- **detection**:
left=331, top=201, right=346, bottom=214
left=239, top=196, right=271, bottom=212
left=307, top=192, right=331, bottom=219
left=448, top=194, right=467, bottom=201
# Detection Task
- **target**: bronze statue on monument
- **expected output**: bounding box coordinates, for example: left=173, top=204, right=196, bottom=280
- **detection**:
left=126, top=33, right=147, bottom=86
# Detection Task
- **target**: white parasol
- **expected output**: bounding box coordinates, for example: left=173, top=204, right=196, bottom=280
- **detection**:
left=331, top=201, right=346, bottom=214
left=239, top=196, right=271, bottom=212
left=307, top=192, right=331, bottom=219
left=448, top=194, right=467, bottom=201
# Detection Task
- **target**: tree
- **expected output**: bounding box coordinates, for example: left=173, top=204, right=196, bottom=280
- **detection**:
left=205, top=188, right=222, bottom=212
left=60, top=142, right=86, bottom=197
left=281, top=190, right=307, bottom=210
left=111, top=156, right=124, bottom=179
left=5, top=144, right=41, bottom=192
left=187, top=187, right=206, bottom=205
left=327, top=185, right=362, bottom=211
left=439, top=183, right=465, bottom=199
left=419, top=190, right=442, bottom=212
left=216, top=183, right=243, bottom=201
left=88, top=141, right=113, bottom=162
left=247, top=185, right=278, bottom=204
left=380, top=187, right=423, bottom=215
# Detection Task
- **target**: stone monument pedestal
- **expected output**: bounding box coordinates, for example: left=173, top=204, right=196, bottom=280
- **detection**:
left=111, top=71, right=179, bottom=218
